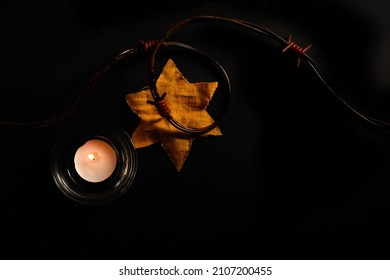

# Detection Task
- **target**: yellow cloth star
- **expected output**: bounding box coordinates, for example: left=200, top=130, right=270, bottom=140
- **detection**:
left=126, top=59, right=222, bottom=171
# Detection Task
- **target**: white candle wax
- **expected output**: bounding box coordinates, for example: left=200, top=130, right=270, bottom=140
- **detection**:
left=74, top=139, right=117, bottom=183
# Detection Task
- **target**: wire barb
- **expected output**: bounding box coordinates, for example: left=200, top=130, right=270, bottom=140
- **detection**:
left=147, top=92, right=172, bottom=119
left=140, top=39, right=159, bottom=53
left=282, top=35, right=312, bottom=68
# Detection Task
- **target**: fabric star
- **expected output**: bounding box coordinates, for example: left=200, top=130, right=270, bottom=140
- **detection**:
left=126, top=59, right=222, bottom=171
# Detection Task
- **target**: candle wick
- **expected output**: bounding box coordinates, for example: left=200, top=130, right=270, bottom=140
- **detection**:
left=88, top=153, right=96, bottom=161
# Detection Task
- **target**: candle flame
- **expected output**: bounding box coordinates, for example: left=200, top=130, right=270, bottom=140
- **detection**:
left=87, top=153, right=96, bottom=161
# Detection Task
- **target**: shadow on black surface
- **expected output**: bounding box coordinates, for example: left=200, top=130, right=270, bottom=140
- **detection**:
left=1, top=0, right=390, bottom=260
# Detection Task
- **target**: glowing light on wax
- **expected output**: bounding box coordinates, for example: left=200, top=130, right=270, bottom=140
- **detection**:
left=74, top=139, right=117, bottom=183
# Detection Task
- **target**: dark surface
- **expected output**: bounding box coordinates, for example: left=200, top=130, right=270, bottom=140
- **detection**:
left=1, top=0, right=390, bottom=259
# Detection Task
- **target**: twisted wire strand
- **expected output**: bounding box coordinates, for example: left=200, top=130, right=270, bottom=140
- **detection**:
left=1, top=16, right=389, bottom=131
left=149, top=15, right=390, bottom=132
left=0, top=47, right=140, bottom=128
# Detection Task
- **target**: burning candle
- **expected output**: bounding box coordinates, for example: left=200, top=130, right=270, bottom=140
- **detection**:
left=52, top=122, right=137, bottom=204
left=74, top=139, right=117, bottom=183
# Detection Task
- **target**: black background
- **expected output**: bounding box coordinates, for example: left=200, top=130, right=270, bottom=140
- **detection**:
left=1, top=0, right=390, bottom=259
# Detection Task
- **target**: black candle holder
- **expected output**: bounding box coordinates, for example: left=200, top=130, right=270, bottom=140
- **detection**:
left=51, top=122, right=137, bottom=205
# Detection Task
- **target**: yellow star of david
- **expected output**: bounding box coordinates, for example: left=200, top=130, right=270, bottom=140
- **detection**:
left=126, top=59, right=222, bottom=171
